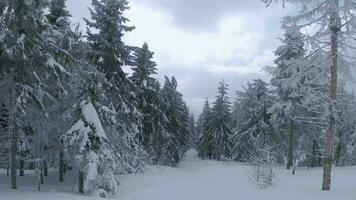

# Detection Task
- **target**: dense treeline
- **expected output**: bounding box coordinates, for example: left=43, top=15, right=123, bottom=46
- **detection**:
left=2, top=0, right=356, bottom=196
left=0, top=0, right=192, bottom=196
left=196, top=0, right=356, bottom=191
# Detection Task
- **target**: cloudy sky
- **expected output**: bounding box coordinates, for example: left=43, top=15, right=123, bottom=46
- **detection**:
left=66, top=0, right=293, bottom=117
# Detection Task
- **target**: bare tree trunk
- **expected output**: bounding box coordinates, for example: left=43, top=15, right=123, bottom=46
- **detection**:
left=286, top=120, right=294, bottom=170
left=322, top=7, right=339, bottom=190
left=44, top=160, right=48, bottom=176
left=59, top=150, right=64, bottom=182
left=19, top=156, right=24, bottom=176
left=10, top=129, right=17, bottom=189
left=311, top=140, right=318, bottom=168
left=36, top=160, right=40, bottom=191
left=40, top=163, right=44, bottom=184
left=79, top=170, right=84, bottom=193
left=9, top=85, right=17, bottom=189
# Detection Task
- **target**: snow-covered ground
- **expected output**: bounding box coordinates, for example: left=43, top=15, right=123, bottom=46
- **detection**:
left=1, top=149, right=355, bottom=200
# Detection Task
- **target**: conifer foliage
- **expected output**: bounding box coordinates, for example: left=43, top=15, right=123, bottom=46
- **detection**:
left=0, top=0, right=193, bottom=195
left=198, top=81, right=233, bottom=160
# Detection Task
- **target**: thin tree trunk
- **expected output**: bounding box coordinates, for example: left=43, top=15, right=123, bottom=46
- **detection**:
left=311, top=140, right=318, bottom=168
left=79, top=170, right=84, bottom=193
left=36, top=160, right=40, bottom=191
left=286, top=120, right=294, bottom=170
left=44, top=160, right=48, bottom=176
left=59, top=150, right=64, bottom=182
left=322, top=7, right=339, bottom=190
left=334, top=142, right=341, bottom=167
left=9, top=85, right=17, bottom=189
left=19, top=155, right=24, bottom=176
left=292, top=157, right=296, bottom=175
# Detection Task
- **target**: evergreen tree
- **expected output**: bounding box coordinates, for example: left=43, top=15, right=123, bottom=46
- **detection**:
left=46, top=0, right=71, bottom=27
left=209, top=81, right=233, bottom=160
left=188, top=115, right=196, bottom=148
left=197, top=99, right=213, bottom=159
left=0, top=0, right=71, bottom=189
left=130, top=43, right=170, bottom=165
left=265, top=0, right=356, bottom=190
left=131, top=43, right=157, bottom=88
left=62, top=71, right=125, bottom=195
left=84, top=0, right=134, bottom=77
left=232, top=79, right=280, bottom=162
left=199, top=81, right=233, bottom=160
left=161, top=77, right=191, bottom=165
left=270, top=24, right=305, bottom=170
left=83, top=0, right=145, bottom=174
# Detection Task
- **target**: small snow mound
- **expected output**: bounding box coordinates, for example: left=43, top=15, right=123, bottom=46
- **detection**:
left=183, top=149, right=199, bottom=161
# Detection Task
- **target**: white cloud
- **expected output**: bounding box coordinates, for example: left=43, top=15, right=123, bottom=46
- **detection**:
left=66, top=0, right=289, bottom=116
left=125, top=1, right=269, bottom=72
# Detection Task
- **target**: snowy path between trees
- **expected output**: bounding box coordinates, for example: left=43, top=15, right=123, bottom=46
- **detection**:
left=1, top=149, right=355, bottom=200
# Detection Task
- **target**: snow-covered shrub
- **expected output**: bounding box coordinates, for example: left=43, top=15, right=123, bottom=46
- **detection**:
left=248, top=161, right=275, bottom=189
left=62, top=100, right=119, bottom=195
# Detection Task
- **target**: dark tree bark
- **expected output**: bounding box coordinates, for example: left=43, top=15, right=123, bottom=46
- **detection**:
left=59, top=150, right=64, bottom=182
left=286, top=120, right=294, bottom=170
left=19, top=156, right=24, bottom=176
left=79, top=170, right=84, bottom=193
left=44, top=160, right=48, bottom=176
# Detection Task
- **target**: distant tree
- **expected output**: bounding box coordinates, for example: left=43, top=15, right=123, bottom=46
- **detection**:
left=199, top=81, right=233, bottom=160
left=197, top=99, right=213, bottom=159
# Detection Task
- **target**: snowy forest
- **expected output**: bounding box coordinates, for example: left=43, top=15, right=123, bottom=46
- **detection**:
left=1, top=0, right=356, bottom=199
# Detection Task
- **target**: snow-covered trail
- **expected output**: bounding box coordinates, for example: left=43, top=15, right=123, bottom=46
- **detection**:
left=0, top=149, right=355, bottom=200
left=116, top=149, right=356, bottom=200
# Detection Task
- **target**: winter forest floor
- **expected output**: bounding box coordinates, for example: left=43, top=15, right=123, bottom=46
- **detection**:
left=0, top=149, right=355, bottom=200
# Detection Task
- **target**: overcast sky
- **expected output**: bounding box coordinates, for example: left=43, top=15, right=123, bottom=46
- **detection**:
left=66, top=0, right=293, bottom=117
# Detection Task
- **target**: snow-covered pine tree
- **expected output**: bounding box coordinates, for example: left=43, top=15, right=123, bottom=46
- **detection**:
left=130, top=42, right=158, bottom=147
left=203, top=81, right=233, bottom=160
left=334, top=86, right=356, bottom=166
left=270, top=23, right=305, bottom=170
left=264, top=0, right=356, bottom=190
left=131, top=43, right=157, bottom=88
left=130, top=43, right=172, bottom=165
left=161, top=76, right=191, bottom=165
left=0, top=0, right=71, bottom=189
left=85, top=0, right=134, bottom=78
left=44, top=0, right=85, bottom=183
left=84, top=0, right=145, bottom=173
left=188, top=115, right=197, bottom=148
left=197, top=99, right=213, bottom=159
left=62, top=72, right=119, bottom=196
left=232, top=79, right=280, bottom=162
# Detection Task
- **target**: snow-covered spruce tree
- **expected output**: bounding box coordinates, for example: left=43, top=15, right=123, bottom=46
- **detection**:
left=44, top=0, right=87, bottom=183
left=197, top=99, right=213, bottom=159
left=84, top=0, right=145, bottom=173
left=130, top=43, right=158, bottom=148
left=85, top=0, right=134, bottom=78
left=161, top=76, right=191, bottom=165
left=0, top=0, right=71, bottom=189
left=130, top=43, right=172, bottom=165
left=264, top=0, right=356, bottom=190
left=270, top=23, right=305, bottom=170
left=334, top=87, right=356, bottom=166
left=188, top=114, right=197, bottom=148
left=232, top=79, right=281, bottom=162
left=202, top=81, right=233, bottom=160
left=62, top=72, right=119, bottom=196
